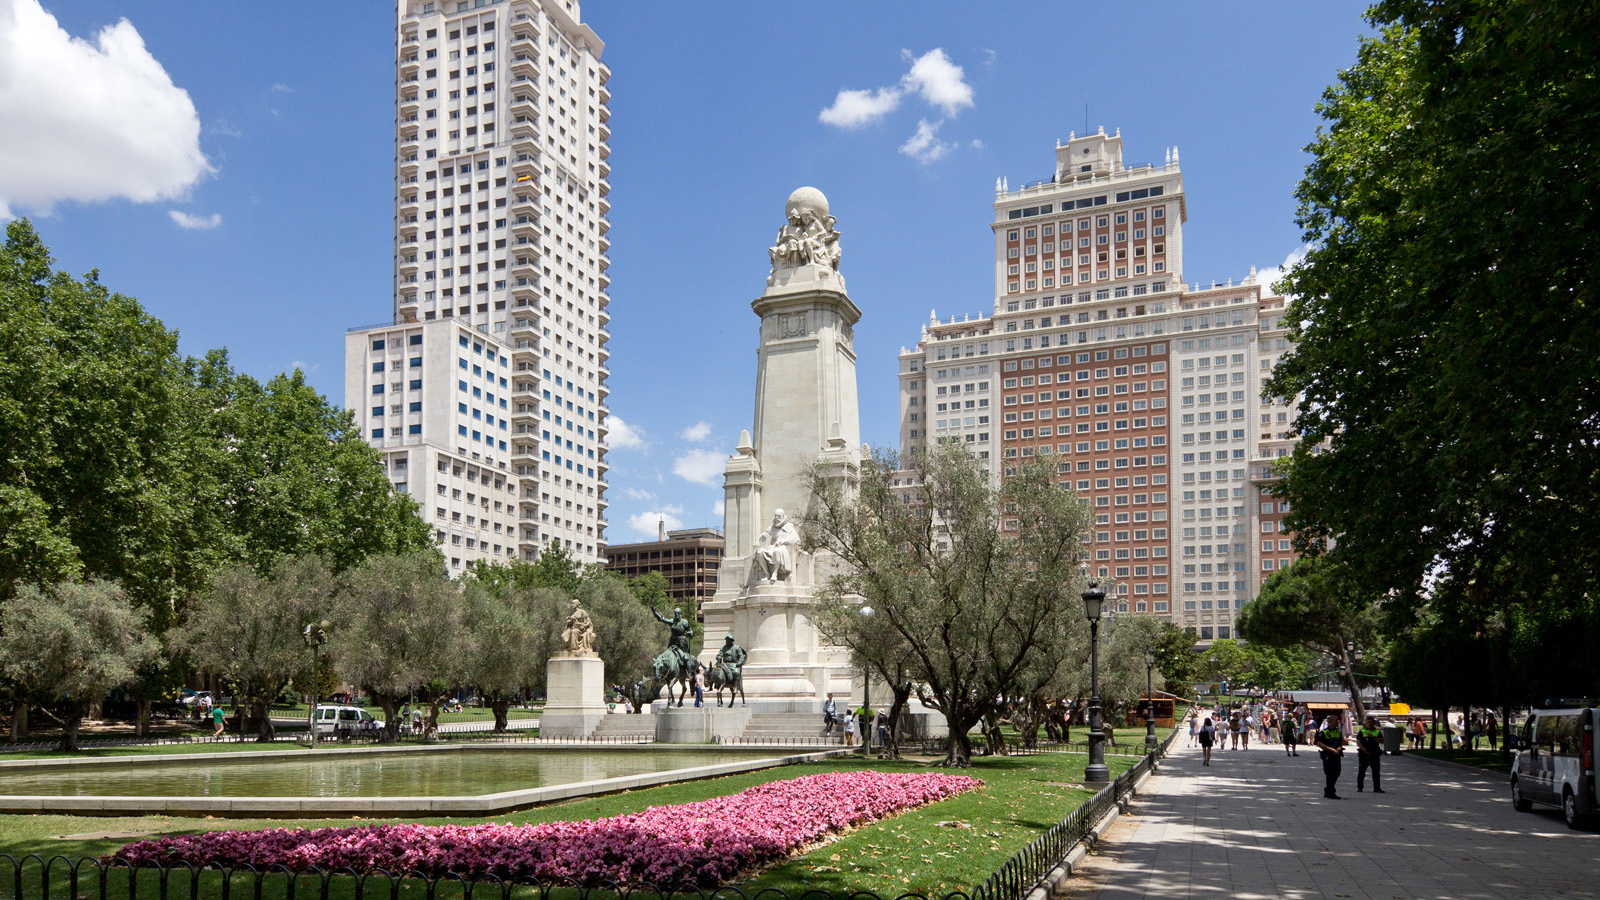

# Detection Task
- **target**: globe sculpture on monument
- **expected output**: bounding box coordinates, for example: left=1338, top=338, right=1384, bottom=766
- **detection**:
left=696, top=186, right=862, bottom=713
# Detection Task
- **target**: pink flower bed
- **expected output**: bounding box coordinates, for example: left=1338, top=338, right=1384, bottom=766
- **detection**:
left=114, top=771, right=981, bottom=887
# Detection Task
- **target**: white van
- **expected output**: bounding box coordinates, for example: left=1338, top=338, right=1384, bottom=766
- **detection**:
left=1510, top=704, right=1597, bottom=829
left=311, top=705, right=384, bottom=738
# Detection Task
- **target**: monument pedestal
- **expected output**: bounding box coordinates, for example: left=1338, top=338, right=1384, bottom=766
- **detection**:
left=651, top=705, right=752, bottom=743
left=540, top=652, right=608, bottom=738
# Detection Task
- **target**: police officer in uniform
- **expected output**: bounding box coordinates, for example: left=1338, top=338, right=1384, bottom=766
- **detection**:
left=1314, top=711, right=1347, bottom=799
left=1356, top=715, right=1386, bottom=793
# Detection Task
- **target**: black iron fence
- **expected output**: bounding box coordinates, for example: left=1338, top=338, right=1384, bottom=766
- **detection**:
left=1, top=731, right=1180, bottom=900
left=0, top=857, right=980, bottom=900
left=970, top=728, right=1177, bottom=900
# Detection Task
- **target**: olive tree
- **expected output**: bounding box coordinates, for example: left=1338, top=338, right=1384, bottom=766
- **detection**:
left=330, top=551, right=467, bottom=741
left=0, top=581, right=159, bottom=751
left=806, top=440, right=1092, bottom=767
left=179, top=556, right=334, bottom=741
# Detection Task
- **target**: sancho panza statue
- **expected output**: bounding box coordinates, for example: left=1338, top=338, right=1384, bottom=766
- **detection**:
left=751, top=509, right=800, bottom=584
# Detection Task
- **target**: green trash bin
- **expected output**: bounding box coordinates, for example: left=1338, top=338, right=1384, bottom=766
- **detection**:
left=1381, top=721, right=1404, bottom=754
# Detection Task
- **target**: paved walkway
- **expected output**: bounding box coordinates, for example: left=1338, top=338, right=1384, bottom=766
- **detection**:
left=1064, top=739, right=1599, bottom=899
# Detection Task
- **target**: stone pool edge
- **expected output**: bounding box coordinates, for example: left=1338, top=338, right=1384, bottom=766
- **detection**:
left=0, top=748, right=852, bottom=818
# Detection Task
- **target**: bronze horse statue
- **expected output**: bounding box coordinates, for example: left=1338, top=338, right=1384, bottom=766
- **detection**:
left=705, top=660, right=746, bottom=707
left=651, top=648, right=696, bottom=707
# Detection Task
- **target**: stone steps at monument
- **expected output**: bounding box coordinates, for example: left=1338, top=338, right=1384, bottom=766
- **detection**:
left=735, top=712, right=847, bottom=745
left=589, top=715, right=654, bottom=739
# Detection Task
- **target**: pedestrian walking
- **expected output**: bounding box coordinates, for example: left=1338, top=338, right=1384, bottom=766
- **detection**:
left=1242, top=712, right=1253, bottom=750
left=1486, top=713, right=1499, bottom=751
left=1356, top=715, right=1385, bottom=793
left=1267, top=712, right=1281, bottom=745
left=1187, top=710, right=1199, bottom=748
left=1408, top=717, right=1425, bottom=749
left=1228, top=711, right=1243, bottom=750
left=1198, top=716, right=1216, bottom=766
left=844, top=711, right=856, bottom=746
left=1315, top=712, right=1347, bottom=799
left=1280, top=715, right=1300, bottom=755
left=693, top=667, right=705, bottom=708
left=823, top=693, right=838, bottom=735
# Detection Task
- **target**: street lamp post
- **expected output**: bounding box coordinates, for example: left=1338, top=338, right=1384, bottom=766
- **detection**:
left=1144, top=648, right=1158, bottom=752
left=303, top=620, right=330, bottom=748
left=1082, top=580, right=1110, bottom=785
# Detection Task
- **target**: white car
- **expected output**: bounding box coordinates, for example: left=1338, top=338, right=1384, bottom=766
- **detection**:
left=1510, top=704, right=1597, bottom=829
left=310, top=705, right=385, bottom=738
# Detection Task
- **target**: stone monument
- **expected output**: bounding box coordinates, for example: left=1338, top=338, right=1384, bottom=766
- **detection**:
left=540, top=598, right=609, bottom=737
left=697, top=186, right=862, bottom=712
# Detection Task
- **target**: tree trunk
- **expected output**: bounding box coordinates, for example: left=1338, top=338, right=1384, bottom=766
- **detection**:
left=944, top=726, right=974, bottom=767
left=373, top=692, right=401, bottom=743
left=425, top=697, right=445, bottom=741
left=253, top=697, right=276, bottom=742
left=58, top=704, right=84, bottom=752
left=490, top=699, right=510, bottom=732
left=1429, top=709, right=1439, bottom=750
left=9, top=702, right=27, bottom=742
left=135, top=699, right=151, bottom=738
left=1500, top=703, right=1513, bottom=767
left=883, top=683, right=911, bottom=760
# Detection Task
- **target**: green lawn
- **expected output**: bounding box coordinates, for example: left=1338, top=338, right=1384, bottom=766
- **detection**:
left=0, top=748, right=1143, bottom=897
left=1408, top=747, right=1514, bottom=774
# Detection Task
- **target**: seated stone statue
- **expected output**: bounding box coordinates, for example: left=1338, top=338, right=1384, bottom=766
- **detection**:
left=561, top=598, right=597, bottom=655
left=751, top=509, right=799, bottom=583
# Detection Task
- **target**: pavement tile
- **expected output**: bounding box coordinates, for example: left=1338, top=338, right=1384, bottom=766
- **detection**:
left=1062, top=738, right=1599, bottom=899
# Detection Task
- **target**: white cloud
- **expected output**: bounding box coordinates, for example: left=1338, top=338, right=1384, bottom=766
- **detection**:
left=270, top=83, right=293, bottom=93
left=288, top=360, right=319, bottom=374
left=678, top=421, right=712, bottom=442
left=713, top=500, right=726, bottom=518
left=627, top=505, right=684, bottom=539
left=901, top=49, right=973, bottom=117
left=1250, top=244, right=1312, bottom=297
left=970, top=139, right=986, bottom=150
left=673, top=448, right=726, bottom=486
left=0, top=0, right=211, bottom=218
left=900, top=119, right=954, bottom=164
left=817, top=48, right=973, bottom=134
left=621, top=486, right=658, bottom=502
left=169, top=210, right=221, bottom=230
left=607, top=415, right=648, bottom=450
left=818, top=87, right=902, bottom=128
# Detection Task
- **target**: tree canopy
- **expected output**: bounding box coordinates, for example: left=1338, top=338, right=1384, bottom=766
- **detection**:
left=807, top=439, right=1094, bottom=766
left=1267, top=1, right=1600, bottom=629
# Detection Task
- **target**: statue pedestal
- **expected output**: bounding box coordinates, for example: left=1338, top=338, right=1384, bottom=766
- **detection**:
left=651, top=705, right=752, bottom=743
left=541, top=653, right=607, bottom=738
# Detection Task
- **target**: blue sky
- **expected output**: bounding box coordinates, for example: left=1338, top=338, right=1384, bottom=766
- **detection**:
left=2, top=0, right=1370, bottom=542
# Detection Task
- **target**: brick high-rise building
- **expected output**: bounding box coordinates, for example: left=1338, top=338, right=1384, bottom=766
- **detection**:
left=897, top=128, right=1300, bottom=642
left=345, top=0, right=613, bottom=573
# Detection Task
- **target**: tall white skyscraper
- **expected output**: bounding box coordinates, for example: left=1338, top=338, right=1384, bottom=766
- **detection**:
left=346, top=0, right=612, bottom=571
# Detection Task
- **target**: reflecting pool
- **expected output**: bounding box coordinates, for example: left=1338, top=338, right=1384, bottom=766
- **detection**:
left=1, top=749, right=767, bottom=798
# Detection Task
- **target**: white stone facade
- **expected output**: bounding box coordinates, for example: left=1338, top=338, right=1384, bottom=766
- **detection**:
left=345, top=0, right=612, bottom=571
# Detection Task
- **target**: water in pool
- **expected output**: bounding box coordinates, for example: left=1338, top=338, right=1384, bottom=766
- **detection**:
left=0, top=749, right=767, bottom=798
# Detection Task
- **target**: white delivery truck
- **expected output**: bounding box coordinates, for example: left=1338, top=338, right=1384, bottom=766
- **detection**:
left=1510, top=702, right=1598, bottom=830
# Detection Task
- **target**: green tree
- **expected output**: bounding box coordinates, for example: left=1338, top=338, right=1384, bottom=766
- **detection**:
left=806, top=440, right=1093, bottom=767
left=0, top=581, right=159, bottom=751
left=1237, top=557, right=1377, bottom=717
left=1267, top=1, right=1600, bottom=631
left=1197, top=640, right=1253, bottom=693
left=330, top=552, right=469, bottom=741
left=1151, top=622, right=1200, bottom=692
left=178, top=556, right=335, bottom=741
left=188, top=352, right=433, bottom=575
left=0, top=220, right=208, bottom=629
